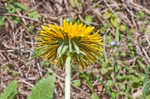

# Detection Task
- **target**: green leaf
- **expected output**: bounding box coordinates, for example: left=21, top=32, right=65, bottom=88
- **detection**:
left=11, top=17, right=20, bottom=24
left=14, top=3, right=30, bottom=11
left=69, top=0, right=76, bottom=7
left=40, top=61, right=51, bottom=67
left=137, top=11, right=146, bottom=19
left=32, top=49, right=43, bottom=58
left=0, top=80, right=18, bottom=99
left=27, top=75, right=56, bottom=99
left=143, top=81, right=150, bottom=96
left=111, top=92, right=117, bottom=99
left=69, top=0, right=82, bottom=8
left=28, top=11, right=40, bottom=19
left=0, top=16, right=5, bottom=26
left=119, top=25, right=126, bottom=32
left=76, top=19, right=82, bottom=24
left=72, top=80, right=81, bottom=87
left=115, top=0, right=121, bottom=3
left=100, top=23, right=109, bottom=34
left=118, top=83, right=126, bottom=91
left=106, top=80, right=113, bottom=88
left=115, top=28, right=120, bottom=41
left=100, top=68, right=109, bottom=75
left=84, top=15, right=93, bottom=24
left=7, top=4, right=16, bottom=14
left=121, top=52, right=126, bottom=57
left=16, top=8, right=22, bottom=12
left=111, top=14, right=120, bottom=28
left=103, top=10, right=112, bottom=19
left=80, top=72, right=93, bottom=90
left=143, top=74, right=149, bottom=83
left=146, top=95, right=150, bottom=99
left=125, top=25, right=130, bottom=35
left=27, top=25, right=35, bottom=32
left=91, top=93, right=99, bottom=99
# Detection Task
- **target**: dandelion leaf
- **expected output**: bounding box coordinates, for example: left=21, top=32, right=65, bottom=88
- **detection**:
left=27, top=75, right=56, bottom=99
left=0, top=80, right=18, bottom=99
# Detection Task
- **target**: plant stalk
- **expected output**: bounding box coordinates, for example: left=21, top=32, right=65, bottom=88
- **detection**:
left=65, top=54, right=72, bottom=99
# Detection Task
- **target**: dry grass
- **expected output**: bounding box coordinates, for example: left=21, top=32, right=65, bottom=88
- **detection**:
left=0, top=0, right=150, bottom=99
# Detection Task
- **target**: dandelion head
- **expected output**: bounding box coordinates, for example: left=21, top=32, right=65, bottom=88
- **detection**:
left=35, top=20, right=103, bottom=68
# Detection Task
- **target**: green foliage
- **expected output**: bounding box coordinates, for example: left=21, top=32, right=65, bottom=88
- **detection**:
left=136, top=11, right=146, bottom=20
left=115, top=0, right=121, bottom=3
left=0, top=75, right=55, bottom=99
left=106, top=80, right=113, bottom=88
left=0, top=80, right=18, bottom=99
left=146, top=95, right=150, bottom=99
left=32, top=49, right=43, bottom=58
left=100, top=60, right=113, bottom=75
left=80, top=72, right=94, bottom=91
left=0, top=16, right=5, bottom=26
left=72, top=80, right=81, bottom=87
left=97, top=39, right=149, bottom=98
left=9, top=16, right=20, bottom=24
left=13, top=3, right=30, bottom=11
left=11, top=71, right=19, bottom=76
left=115, top=28, right=120, bottom=41
left=27, top=25, right=35, bottom=33
left=103, top=10, right=112, bottom=19
left=110, top=92, right=117, bottom=99
left=7, top=3, right=17, bottom=14
left=0, top=1, right=40, bottom=26
left=40, top=61, right=51, bottom=67
left=142, top=81, right=150, bottom=98
left=27, top=75, right=56, bottom=99
left=7, top=2, right=30, bottom=13
left=76, top=19, right=82, bottom=24
left=119, top=25, right=126, bottom=32
left=69, top=0, right=82, bottom=8
left=103, top=10, right=127, bottom=36
left=100, top=23, right=109, bottom=34
left=84, top=15, right=93, bottom=24
left=110, top=12, right=120, bottom=28
left=135, top=11, right=150, bottom=34
left=27, top=11, right=40, bottom=20
left=97, top=78, right=114, bottom=98
left=91, top=93, right=99, bottom=99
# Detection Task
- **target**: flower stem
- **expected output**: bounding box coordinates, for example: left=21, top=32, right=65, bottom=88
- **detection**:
left=65, top=53, right=72, bottom=99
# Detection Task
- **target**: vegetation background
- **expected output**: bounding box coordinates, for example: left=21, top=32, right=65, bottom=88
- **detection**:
left=0, top=0, right=150, bottom=99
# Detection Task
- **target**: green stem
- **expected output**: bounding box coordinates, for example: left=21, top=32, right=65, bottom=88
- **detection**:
left=65, top=54, right=72, bottom=99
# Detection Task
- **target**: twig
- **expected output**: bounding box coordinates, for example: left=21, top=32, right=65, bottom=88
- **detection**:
left=37, top=62, right=43, bottom=77
left=17, top=10, right=27, bottom=25
left=142, top=47, right=150, bottom=64
left=48, top=68, right=64, bottom=81
left=85, top=0, right=102, bottom=13
left=127, top=0, right=150, bottom=15
left=19, top=79, right=34, bottom=87
left=103, top=0, right=114, bottom=13
left=47, top=68, right=90, bottom=97
left=72, top=86, right=90, bottom=97
left=145, top=35, right=150, bottom=46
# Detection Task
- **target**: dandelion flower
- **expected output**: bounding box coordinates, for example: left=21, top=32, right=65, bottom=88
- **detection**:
left=35, top=20, right=103, bottom=68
